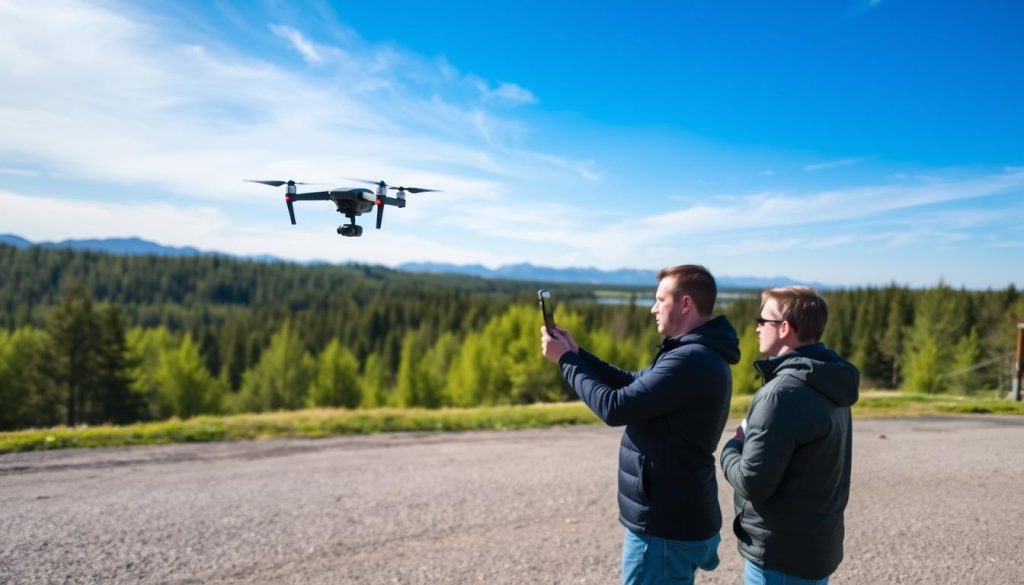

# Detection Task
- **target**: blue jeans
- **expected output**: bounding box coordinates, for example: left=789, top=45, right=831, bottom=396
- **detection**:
left=743, top=560, right=830, bottom=585
left=621, top=528, right=721, bottom=584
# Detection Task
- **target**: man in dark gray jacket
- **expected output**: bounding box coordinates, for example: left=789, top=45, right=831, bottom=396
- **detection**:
left=720, top=287, right=859, bottom=585
left=542, top=265, right=739, bottom=585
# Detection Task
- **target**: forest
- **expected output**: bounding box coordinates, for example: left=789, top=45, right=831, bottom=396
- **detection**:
left=1, top=244, right=1021, bottom=431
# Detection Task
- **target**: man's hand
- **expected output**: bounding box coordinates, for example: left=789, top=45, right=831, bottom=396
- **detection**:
left=734, top=423, right=745, bottom=443
left=541, top=326, right=573, bottom=364
left=552, top=325, right=579, bottom=354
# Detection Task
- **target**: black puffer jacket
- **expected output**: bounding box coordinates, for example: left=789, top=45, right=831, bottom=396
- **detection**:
left=720, top=343, right=860, bottom=580
left=559, top=315, right=740, bottom=541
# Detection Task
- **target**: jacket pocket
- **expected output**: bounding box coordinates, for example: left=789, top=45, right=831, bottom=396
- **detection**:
left=732, top=503, right=752, bottom=545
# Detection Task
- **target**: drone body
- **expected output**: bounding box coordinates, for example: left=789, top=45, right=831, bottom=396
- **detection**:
left=245, top=179, right=437, bottom=237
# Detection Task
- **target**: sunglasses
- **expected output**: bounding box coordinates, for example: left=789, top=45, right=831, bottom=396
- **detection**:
left=755, top=317, right=785, bottom=326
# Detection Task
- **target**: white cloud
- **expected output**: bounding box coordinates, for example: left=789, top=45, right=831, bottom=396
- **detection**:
left=0, top=0, right=582, bottom=205
left=269, top=24, right=324, bottom=64
left=0, top=167, right=39, bottom=176
left=476, top=80, right=539, bottom=107
left=803, top=157, right=870, bottom=171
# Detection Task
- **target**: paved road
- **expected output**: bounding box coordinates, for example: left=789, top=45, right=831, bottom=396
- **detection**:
left=2, top=416, right=1022, bottom=584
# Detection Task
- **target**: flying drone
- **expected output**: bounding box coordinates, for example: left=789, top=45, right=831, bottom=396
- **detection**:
left=245, top=178, right=440, bottom=237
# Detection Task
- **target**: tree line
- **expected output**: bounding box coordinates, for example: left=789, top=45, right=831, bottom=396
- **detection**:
left=1, top=245, right=1021, bottom=430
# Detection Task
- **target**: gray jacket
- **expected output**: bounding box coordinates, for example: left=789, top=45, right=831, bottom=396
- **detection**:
left=720, top=343, right=859, bottom=580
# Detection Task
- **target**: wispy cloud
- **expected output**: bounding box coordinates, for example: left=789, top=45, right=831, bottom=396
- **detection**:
left=803, top=156, right=871, bottom=171
left=474, top=80, right=538, bottom=107
left=269, top=24, right=324, bottom=64
left=0, top=0, right=584, bottom=204
left=0, top=167, right=39, bottom=176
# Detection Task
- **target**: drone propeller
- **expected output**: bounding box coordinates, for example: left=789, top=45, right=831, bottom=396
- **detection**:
left=244, top=179, right=321, bottom=225
left=389, top=186, right=440, bottom=194
left=244, top=179, right=319, bottom=187
left=342, top=178, right=440, bottom=194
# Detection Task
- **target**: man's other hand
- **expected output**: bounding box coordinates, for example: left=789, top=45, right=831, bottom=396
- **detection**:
left=541, top=326, right=572, bottom=364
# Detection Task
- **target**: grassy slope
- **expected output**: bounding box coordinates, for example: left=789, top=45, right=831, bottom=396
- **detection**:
left=2, top=392, right=1022, bottom=455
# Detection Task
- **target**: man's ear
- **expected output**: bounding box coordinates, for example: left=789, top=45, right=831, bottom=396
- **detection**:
left=779, top=319, right=793, bottom=339
left=680, top=294, right=693, bottom=315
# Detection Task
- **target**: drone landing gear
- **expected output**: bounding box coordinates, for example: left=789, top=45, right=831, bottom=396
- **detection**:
left=338, top=216, right=363, bottom=237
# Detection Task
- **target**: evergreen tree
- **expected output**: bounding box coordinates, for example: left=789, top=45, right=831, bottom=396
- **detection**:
left=308, top=339, right=361, bottom=409
left=237, top=322, right=314, bottom=412
left=395, top=331, right=426, bottom=407
left=92, top=305, right=141, bottom=424
left=902, top=285, right=968, bottom=393
left=731, top=326, right=762, bottom=395
left=153, top=335, right=223, bottom=418
left=948, top=327, right=984, bottom=395
left=879, top=290, right=911, bottom=388
left=44, top=281, right=101, bottom=426
left=420, top=332, right=460, bottom=408
left=359, top=352, right=390, bottom=408
left=904, top=337, right=942, bottom=394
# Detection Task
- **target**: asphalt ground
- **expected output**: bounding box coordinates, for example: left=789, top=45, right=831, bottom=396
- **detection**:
left=1, top=416, right=1022, bottom=584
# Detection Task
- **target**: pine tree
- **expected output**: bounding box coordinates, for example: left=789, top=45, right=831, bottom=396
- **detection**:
left=45, top=281, right=101, bottom=426
left=395, top=331, right=425, bottom=407
left=308, top=339, right=361, bottom=408
left=948, top=328, right=984, bottom=395
left=93, top=305, right=141, bottom=424
left=359, top=352, right=390, bottom=408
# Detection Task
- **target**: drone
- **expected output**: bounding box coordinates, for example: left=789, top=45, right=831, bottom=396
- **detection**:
left=245, top=178, right=440, bottom=237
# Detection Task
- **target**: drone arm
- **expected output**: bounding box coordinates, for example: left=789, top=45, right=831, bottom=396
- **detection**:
left=289, top=191, right=331, bottom=201
left=286, top=198, right=296, bottom=225
left=382, top=196, right=406, bottom=208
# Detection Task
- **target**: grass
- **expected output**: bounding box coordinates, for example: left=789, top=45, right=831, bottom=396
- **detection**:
left=2, top=391, right=1022, bottom=455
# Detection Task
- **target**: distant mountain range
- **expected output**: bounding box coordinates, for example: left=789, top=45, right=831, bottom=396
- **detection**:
left=396, top=262, right=823, bottom=289
left=1, top=234, right=827, bottom=289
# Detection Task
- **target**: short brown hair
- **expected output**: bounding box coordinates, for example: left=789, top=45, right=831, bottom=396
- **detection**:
left=761, top=286, right=828, bottom=343
left=657, top=264, right=717, bottom=316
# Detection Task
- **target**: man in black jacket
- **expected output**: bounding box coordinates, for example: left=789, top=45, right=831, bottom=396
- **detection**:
left=720, top=287, right=859, bottom=585
left=542, top=265, right=739, bottom=585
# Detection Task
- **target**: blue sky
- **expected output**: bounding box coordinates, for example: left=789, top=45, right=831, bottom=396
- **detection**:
left=1, top=0, right=1022, bottom=288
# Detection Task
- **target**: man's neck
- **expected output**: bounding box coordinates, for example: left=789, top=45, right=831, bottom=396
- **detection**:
left=771, top=340, right=814, bottom=357
left=669, top=314, right=712, bottom=339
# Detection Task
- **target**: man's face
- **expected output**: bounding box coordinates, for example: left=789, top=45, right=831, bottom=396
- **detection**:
left=651, top=277, right=686, bottom=338
left=757, top=297, right=787, bottom=356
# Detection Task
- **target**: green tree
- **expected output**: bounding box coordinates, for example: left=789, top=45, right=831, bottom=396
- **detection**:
left=445, top=333, right=493, bottom=406
left=45, top=281, right=101, bottom=426
left=92, top=305, right=142, bottom=424
left=153, top=335, right=223, bottom=418
left=237, top=322, right=314, bottom=412
left=0, top=327, right=58, bottom=430
left=126, top=326, right=178, bottom=420
left=359, top=352, right=390, bottom=408
left=420, top=332, right=460, bottom=408
left=308, top=339, right=361, bottom=408
left=904, top=336, right=942, bottom=394
left=731, top=326, right=762, bottom=395
left=902, top=285, right=969, bottom=393
left=948, top=328, right=985, bottom=395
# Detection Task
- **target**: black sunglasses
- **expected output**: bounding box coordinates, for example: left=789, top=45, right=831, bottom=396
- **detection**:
left=755, top=317, right=785, bottom=326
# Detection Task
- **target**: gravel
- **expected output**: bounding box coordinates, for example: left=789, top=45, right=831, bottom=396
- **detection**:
left=1, top=416, right=1022, bottom=584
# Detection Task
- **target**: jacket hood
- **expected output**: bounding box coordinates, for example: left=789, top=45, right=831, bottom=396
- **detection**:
left=755, top=343, right=860, bottom=407
left=669, top=315, right=741, bottom=365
